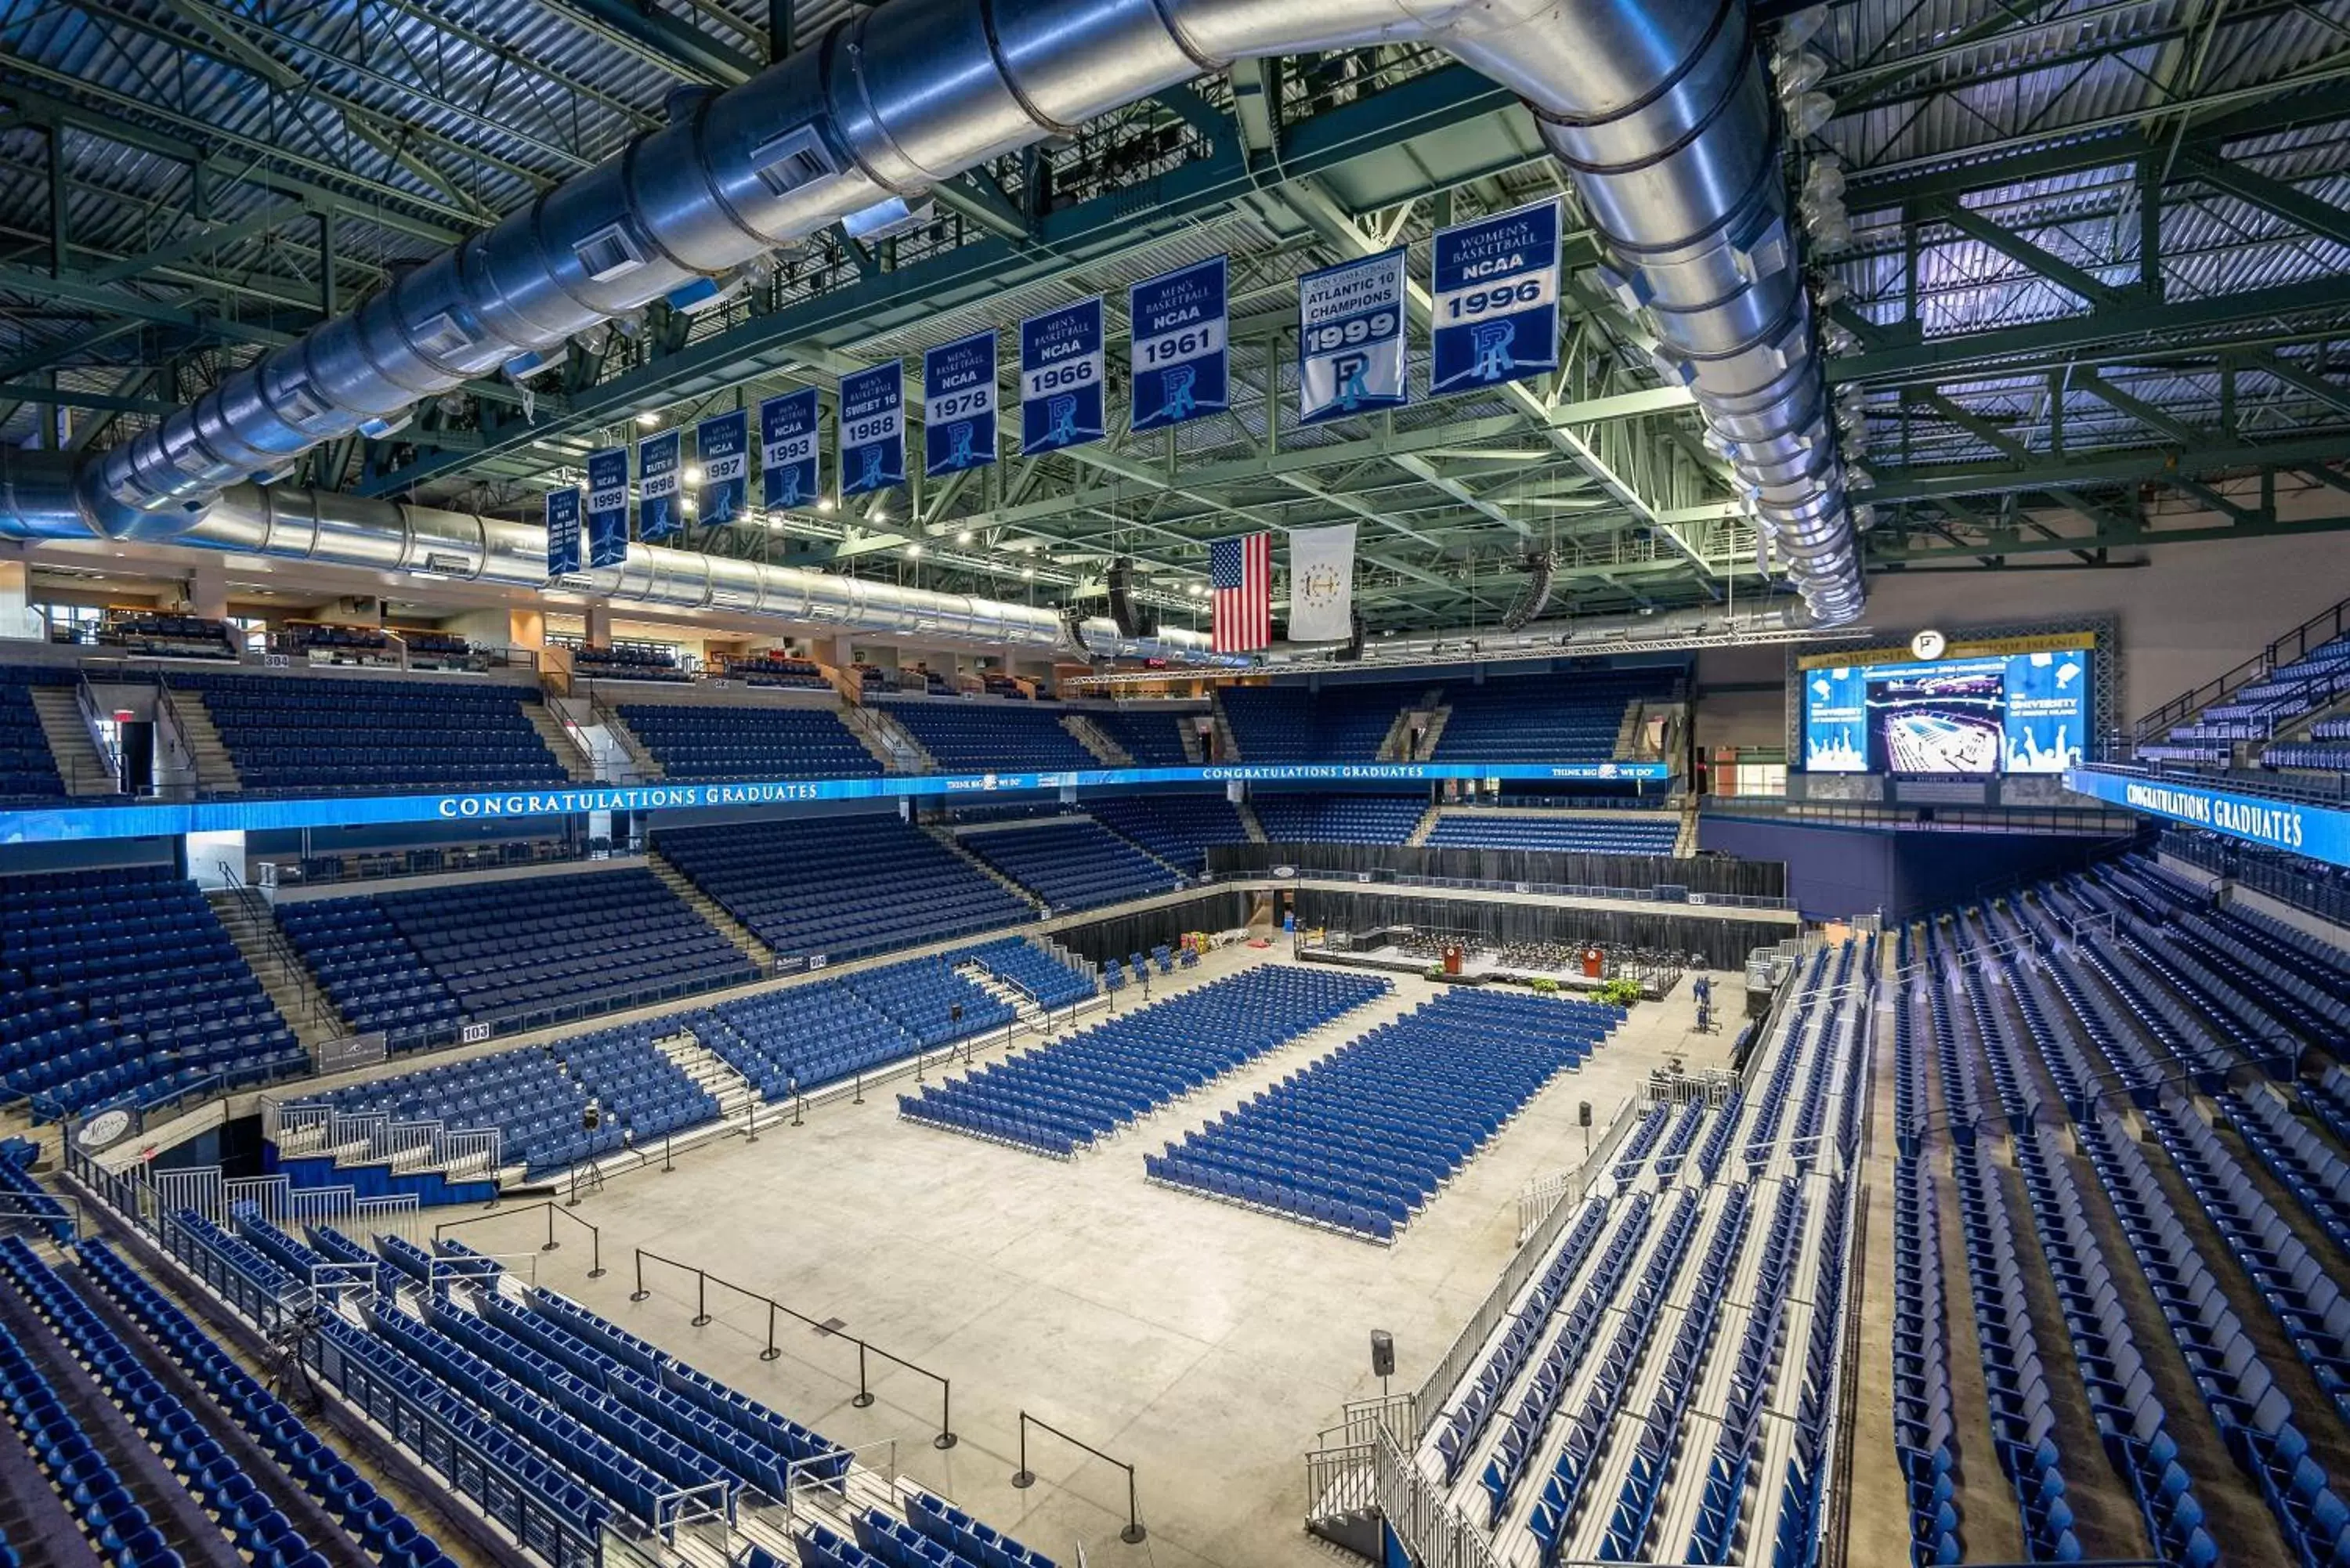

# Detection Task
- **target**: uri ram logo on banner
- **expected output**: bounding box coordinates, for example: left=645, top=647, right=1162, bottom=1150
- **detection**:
left=760, top=388, right=821, bottom=510
left=1430, top=197, right=1561, bottom=395
left=584, top=446, right=630, bottom=569
left=1298, top=248, right=1408, bottom=425
left=636, top=428, right=682, bottom=541
left=694, top=410, right=749, bottom=526
left=839, top=362, right=906, bottom=497
left=1130, top=255, right=1227, bottom=432
left=924, top=331, right=999, bottom=478
left=1021, top=298, right=1104, bottom=455
left=544, top=486, right=582, bottom=577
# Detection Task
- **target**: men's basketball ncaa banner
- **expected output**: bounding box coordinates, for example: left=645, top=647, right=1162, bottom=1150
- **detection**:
left=760, top=389, right=819, bottom=510
left=923, top=331, right=999, bottom=478
left=1430, top=197, right=1561, bottom=396
left=839, top=362, right=906, bottom=497
left=1020, top=298, right=1104, bottom=456
left=694, top=409, right=748, bottom=526
left=636, top=428, right=682, bottom=541
left=544, top=486, right=582, bottom=577
left=1130, top=255, right=1227, bottom=432
left=1299, top=248, right=1408, bottom=426
left=1286, top=524, right=1357, bottom=644
left=584, top=446, right=630, bottom=568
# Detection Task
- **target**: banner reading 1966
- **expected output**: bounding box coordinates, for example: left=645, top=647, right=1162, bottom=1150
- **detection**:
left=924, top=331, right=999, bottom=478
left=1430, top=197, right=1561, bottom=396
left=839, top=362, right=905, bottom=497
left=1020, top=298, right=1104, bottom=455
left=1130, top=255, right=1227, bottom=432
left=1298, top=248, right=1408, bottom=426
left=760, top=389, right=819, bottom=510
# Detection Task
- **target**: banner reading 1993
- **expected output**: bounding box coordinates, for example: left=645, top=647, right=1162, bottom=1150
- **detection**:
left=1020, top=298, right=1104, bottom=455
left=636, top=428, right=682, bottom=541
left=1430, top=197, right=1561, bottom=396
left=1298, top=247, right=1408, bottom=426
left=923, top=331, right=999, bottom=478
left=1130, top=255, right=1227, bottom=432
left=838, top=362, right=905, bottom=497
left=693, top=410, right=748, bottom=526
left=584, top=447, right=630, bottom=569
left=760, top=389, right=819, bottom=510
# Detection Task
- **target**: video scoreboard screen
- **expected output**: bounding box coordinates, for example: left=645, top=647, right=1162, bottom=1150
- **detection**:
left=1802, top=638, right=2092, bottom=776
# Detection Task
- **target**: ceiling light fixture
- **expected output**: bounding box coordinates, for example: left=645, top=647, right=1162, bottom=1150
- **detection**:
left=905, top=542, right=922, bottom=558
left=684, top=465, right=704, bottom=486
left=956, top=529, right=973, bottom=544
left=635, top=410, right=661, bottom=428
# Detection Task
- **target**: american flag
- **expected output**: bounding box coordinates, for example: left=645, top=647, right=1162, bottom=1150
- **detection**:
left=1210, top=532, right=1271, bottom=653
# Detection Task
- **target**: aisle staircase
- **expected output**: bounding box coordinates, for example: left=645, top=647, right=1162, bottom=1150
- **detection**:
left=1405, top=804, right=1442, bottom=847
left=953, top=961, right=1043, bottom=1025
left=164, top=689, right=242, bottom=793
left=924, top=825, right=1048, bottom=913
left=1177, top=720, right=1205, bottom=764
left=647, top=851, right=774, bottom=966
left=1063, top=714, right=1130, bottom=765
left=1207, top=691, right=1242, bottom=762
left=848, top=704, right=931, bottom=772
left=28, top=687, right=119, bottom=796
left=591, top=703, right=666, bottom=779
left=649, top=1028, right=758, bottom=1122
left=1237, top=800, right=1268, bottom=844
left=208, top=886, right=349, bottom=1050
left=1379, top=688, right=1449, bottom=761
left=526, top=703, right=597, bottom=782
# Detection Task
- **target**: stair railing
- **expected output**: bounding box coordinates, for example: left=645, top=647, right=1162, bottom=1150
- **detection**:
left=215, top=859, right=331, bottom=1042
left=71, top=670, right=124, bottom=791
left=152, top=677, right=201, bottom=799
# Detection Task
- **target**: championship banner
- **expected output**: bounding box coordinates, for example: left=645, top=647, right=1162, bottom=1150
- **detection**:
left=544, top=486, right=582, bottom=577
left=584, top=446, right=630, bottom=569
left=694, top=409, right=748, bottom=526
left=1298, top=248, right=1408, bottom=426
left=760, top=389, right=821, bottom=511
left=1430, top=197, right=1561, bottom=396
left=1130, top=255, right=1227, bottom=432
left=1285, top=524, right=1357, bottom=644
left=1020, top=298, right=1104, bottom=455
left=923, top=331, right=999, bottom=477
left=839, top=362, right=906, bottom=497
left=636, top=428, right=682, bottom=541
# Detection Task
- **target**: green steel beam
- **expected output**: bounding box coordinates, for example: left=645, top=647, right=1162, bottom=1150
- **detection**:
left=0, top=379, right=181, bottom=415
left=2183, top=150, right=2350, bottom=250
left=532, top=0, right=761, bottom=85
left=1869, top=434, right=2350, bottom=501
left=1926, top=198, right=2131, bottom=308
left=1867, top=506, right=2350, bottom=562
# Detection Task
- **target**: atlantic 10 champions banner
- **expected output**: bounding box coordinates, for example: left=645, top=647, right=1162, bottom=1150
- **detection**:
left=1130, top=256, right=1227, bottom=432
left=760, top=388, right=819, bottom=510
left=1298, top=248, right=1408, bottom=425
left=1020, top=298, right=1104, bottom=455
left=1430, top=197, right=1561, bottom=395
left=923, top=331, right=999, bottom=478
left=838, top=362, right=905, bottom=497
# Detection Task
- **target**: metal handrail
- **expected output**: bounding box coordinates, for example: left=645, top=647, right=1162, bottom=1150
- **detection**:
left=2135, top=588, right=2350, bottom=740
left=214, top=859, right=333, bottom=1040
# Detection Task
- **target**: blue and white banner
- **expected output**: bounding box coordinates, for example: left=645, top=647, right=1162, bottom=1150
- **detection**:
left=585, top=447, right=630, bottom=569
left=838, top=362, right=906, bottom=497
left=1298, top=248, right=1408, bottom=426
left=2066, top=768, right=2348, bottom=869
left=760, top=389, right=820, bottom=511
left=695, top=409, right=749, bottom=526
left=637, top=428, right=682, bottom=541
left=1130, top=255, right=1227, bottom=432
left=1430, top=197, right=1561, bottom=396
left=1802, top=666, right=1868, bottom=773
left=2002, top=649, right=2089, bottom=773
left=1020, top=298, right=1104, bottom=456
left=923, top=331, right=999, bottom=477
left=544, top=486, right=582, bottom=577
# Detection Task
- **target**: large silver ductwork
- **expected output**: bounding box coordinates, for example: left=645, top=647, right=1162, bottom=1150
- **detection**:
left=21, top=0, right=1864, bottom=625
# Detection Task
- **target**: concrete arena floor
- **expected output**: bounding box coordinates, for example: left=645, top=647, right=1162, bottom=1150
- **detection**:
left=472, top=943, right=1738, bottom=1568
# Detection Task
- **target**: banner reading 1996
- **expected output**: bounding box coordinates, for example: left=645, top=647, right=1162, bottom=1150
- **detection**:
left=760, top=389, right=819, bottom=510
left=838, top=362, right=905, bottom=497
left=636, top=428, right=682, bottom=541
left=584, top=447, right=630, bottom=569
left=1130, top=255, right=1227, bottom=432
left=923, top=331, right=998, bottom=478
left=1430, top=197, right=1561, bottom=396
left=1020, top=298, right=1104, bottom=455
left=693, top=410, right=748, bottom=526
left=1298, top=247, right=1408, bottom=426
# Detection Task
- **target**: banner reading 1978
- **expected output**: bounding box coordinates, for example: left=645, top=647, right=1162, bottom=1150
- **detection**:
left=584, top=446, right=630, bottom=569
left=1130, top=255, right=1227, bottom=432
left=760, top=389, right=819, bottom=510
left=1298, top=248, right=1408, bottom=426
left=1020, top=298, right=1104, bottom=455
left=838, top=362, right=905, bottom=497
left=923, top=331, right=999, bottom=478
left=1430, top=197, right=1561, bottom=396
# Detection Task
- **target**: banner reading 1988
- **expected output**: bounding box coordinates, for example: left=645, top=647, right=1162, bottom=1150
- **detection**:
left=923, top=331, right=999, bottom=478
left=838, top=362, right=905, bottom=497
left=1130, top=255, right=1227, bottom=432
left=694, top=409, right=748, bottom=526
left=1020, top=298, right=1104, bottom=455
left=585, top=446, right=629, bottom=569
left=759, top=389, right=819, bottom=510
left=1298, top=248, right=1408, bottom=426
left=1430, top=197, right=1561, bottom=396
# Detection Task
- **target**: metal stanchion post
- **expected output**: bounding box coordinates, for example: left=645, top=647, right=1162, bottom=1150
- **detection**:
left=852, top=1342, right=873, bottom=1408
left=854, top=1071, right=863, bottom=1106
left=747, top=1098, right=758, bottom=1144
left=630, top=1251, right=648, bottom=1302
left=936, top=1380, right=955, bottom=1450
left=566, top=1165, right=580, bottom=1209
left=587, top=1224, right=604, bottom=1280
left=543, top=1205, right=558, bottom=1252
left=1124, top=1469, right=1146, bottom=1544
left=1011, top=1414, right=1032, bottom=1489
left=663, top=1133, right=674, bottom=1173
left=692, top=1269, right=710, bottom=1327
left=761, top=1301, right=780, bottom=1361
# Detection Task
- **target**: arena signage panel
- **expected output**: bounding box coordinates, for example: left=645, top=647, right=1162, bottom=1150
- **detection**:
left=1297, top=248, right=1408, bottom=426
left=2063, top=769, right=2350, bottom=869
left=1129, top=256, right=1227, bottom=432
left=1429, top=197, right=1562, bottom=396
left=923, top=331, right=999, bottom=478
left=1020, top=298, right=1104, bottom=456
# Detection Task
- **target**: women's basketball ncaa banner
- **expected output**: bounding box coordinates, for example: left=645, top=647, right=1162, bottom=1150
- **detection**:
left=1298, top=248, right=1408, bottom=426
left=1286, top=524, right=1356, bottom=644
left=694, top=409, right=748, bottom=526
left=1430, top=197, right=1561, bottom=396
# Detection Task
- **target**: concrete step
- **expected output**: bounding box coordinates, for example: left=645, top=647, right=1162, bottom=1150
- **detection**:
left=927, top=826, right=1046, bottom=912
left=165, top=692, right=243, bottom=793
left=1062, top=714, right=1130, bottom=765
left=1236, top=799, right=1268, bottom=844
left=207, top=888, right=349, bottom=1050
left=28, top=688, right=121, bottom=796
left=648, top=851, right=773, bottom=966
left=592, top=703, right=667, bottom=779
left=526, top=703, right=597, bottom=782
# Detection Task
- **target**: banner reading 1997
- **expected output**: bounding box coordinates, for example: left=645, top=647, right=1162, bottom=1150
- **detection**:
left=839, top=362, right=905, bottom=497
left=584, top=446, right=630, bottom=569
left=760, top=389, right=819, bottom=510
left=636, top=428, right=682, bottom=541
left=1020, top=298, right=1104, bottom=455
left=1130, top=255, right=1227, bottom=432
left=924, top=331, right=999, bottom=478
left=1298, top=247, right=1408, bottom=426
left=1430, top=197, right=1561, bottom=396
left=693, top=410, right=748, bottom=526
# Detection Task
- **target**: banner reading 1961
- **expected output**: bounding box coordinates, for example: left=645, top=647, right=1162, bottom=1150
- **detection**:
left=636, top=428, right=682, bottom=541
left=1298, top=247, right=1408, bottom=426
left=838, top=362, right=905, bottom=497
left=694, top=410, right=748, bottom=526
left=923, top=331, right=998, bottom=478
left=1430, top=197, right=1561, bottom=396
left=1020, top=298, right=1104, bottom=455
left=584, top=446, right=630, bottom=569
left=544, top=486, right=581, bottom=577
left=1130, top=255, right=1227, bottom=432
left=760, top=389, right=819, bottom=510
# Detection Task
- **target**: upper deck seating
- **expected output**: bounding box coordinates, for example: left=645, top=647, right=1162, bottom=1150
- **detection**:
left=960, top=820, right=1182, bottom=911
left=1250, top=793, right=1425, bottom=844
left=617, top=704, right=879, bottom=780
left=1430, top=669, right=1674, bottom=763
left=877, top=700, right=1097, bottom=771
left=0, top=667, right=67, bottom=801
left=172, top=671, right=566, bottom=795
left=1088, top=793, right=1250, bottom=872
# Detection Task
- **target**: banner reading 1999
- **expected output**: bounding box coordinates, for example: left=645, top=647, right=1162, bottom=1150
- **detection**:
left=1130, top=256, right=1227, bottom=432
left=1430, top=197, right=1561, bottom=396
left=585, top=447, right=630, bottom=569
left=1020, top=298, right=1103, bottom=455
left=760, top=389, right=819, bottom=510
left=1298, top=247, right=1408, bottom=426
left=839, top=362, right=905, bottom=497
